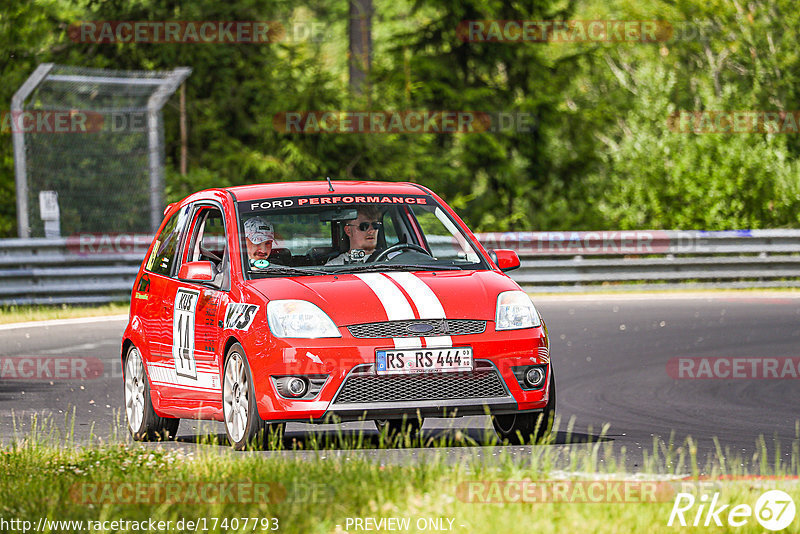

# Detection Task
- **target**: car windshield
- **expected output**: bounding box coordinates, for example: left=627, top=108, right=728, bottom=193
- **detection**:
left=236, top=194, right=486, bottom=278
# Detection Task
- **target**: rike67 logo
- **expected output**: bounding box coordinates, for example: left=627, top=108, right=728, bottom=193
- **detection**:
left=669, top=490, right=796, bottom=531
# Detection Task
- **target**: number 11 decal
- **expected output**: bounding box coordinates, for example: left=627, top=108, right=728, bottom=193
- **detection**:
left=173, top=288, right=200, bottom=379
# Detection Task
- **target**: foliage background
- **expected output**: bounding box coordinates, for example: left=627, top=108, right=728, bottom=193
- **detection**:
left=1, top=0, right=799, bottom=236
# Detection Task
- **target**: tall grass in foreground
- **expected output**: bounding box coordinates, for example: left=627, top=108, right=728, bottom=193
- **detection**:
left=1, top=414, right=799, bottom=533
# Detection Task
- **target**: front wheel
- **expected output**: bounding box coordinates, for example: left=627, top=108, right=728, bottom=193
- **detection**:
left=222, top=343, right=284, bottom=450
left=124, top=345, right=179, bottom=441
left=492, top=371, right=556, bottom=445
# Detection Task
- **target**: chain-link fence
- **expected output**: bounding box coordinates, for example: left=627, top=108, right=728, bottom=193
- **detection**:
left=12, top=64, right=191, bottom=237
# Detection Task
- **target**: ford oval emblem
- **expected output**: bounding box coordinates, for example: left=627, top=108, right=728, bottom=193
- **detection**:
left=407, top=323, right=435, bottom=334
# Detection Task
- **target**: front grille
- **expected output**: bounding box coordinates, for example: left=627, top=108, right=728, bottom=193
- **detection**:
left=347, top=319, right=486, bottom=339
left=332, top=361, right=507, bottom=404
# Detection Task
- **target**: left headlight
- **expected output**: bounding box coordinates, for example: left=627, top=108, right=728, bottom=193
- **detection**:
left=267, top=300, right=341, bottom=338
left=495, top=290, right=541, bottom=330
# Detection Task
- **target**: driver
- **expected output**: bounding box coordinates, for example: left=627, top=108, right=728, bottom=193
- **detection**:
left=244, top=216, right=274, bottom=269
left=326, top=206, right=382, bottom=265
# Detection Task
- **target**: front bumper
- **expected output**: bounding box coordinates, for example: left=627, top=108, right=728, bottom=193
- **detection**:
left=244, top=326, right=551, bottom=423
left=324, top=360, right=520, bottom=421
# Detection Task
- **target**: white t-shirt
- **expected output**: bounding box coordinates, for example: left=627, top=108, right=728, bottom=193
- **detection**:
left=326, top=250, right=368, bottom=265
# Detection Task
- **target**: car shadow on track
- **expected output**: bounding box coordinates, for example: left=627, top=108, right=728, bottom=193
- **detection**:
left=173, top=426, right=611, bottom=450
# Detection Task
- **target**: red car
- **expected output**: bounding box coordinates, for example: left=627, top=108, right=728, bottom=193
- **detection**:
left=122, top=181, right=554, bottom=449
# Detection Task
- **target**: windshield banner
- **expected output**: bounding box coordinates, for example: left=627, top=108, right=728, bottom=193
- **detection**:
left=241, top=194, right=431, bottom=212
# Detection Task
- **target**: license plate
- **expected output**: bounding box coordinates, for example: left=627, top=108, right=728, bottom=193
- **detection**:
left=375, top=347, right=473, bottom=375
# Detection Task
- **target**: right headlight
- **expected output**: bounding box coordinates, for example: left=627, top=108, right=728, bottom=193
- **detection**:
left=495, top=290, right=541, bottom=330
left=267, top=300, right=341, bottom=338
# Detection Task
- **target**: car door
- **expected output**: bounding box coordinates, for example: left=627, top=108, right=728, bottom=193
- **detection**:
left=158, top=203, right=229, bottom=406
left=139, top=204, right=192, bottom=397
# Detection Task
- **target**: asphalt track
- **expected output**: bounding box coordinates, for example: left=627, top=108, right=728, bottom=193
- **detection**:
left=1, top=293, right=799, bottom=471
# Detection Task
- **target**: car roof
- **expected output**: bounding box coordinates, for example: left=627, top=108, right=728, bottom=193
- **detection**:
left=225, top=180, right=431, bottom=202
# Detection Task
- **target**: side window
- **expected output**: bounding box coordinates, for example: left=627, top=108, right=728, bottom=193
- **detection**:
left=381, top=209, right=399, bottom=245
left=145, top=206, right=190, bottom=277
left=412, top=206, right=479, bottom=262
left=186, top=207, right=227, bottom=269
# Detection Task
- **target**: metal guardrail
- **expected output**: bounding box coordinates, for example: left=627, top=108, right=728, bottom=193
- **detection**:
left=0, top=229, right=798, bottom=304
left=0, top=237, right=145, bottom=305
left=477, top=229, right=800, bottom=292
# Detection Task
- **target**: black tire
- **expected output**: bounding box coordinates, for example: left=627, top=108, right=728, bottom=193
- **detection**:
left=222, top=343, right=284, bottom=450
left=123, top=345, right=179, bottom=441
left=375, top=415, right=424, bottom=439
left=492, top=371, right=556, bottom=445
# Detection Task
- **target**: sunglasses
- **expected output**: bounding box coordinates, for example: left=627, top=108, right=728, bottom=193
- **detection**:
left=347, top=221, right=382, bottom=231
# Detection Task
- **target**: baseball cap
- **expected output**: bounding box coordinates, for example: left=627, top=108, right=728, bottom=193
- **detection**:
left=244, top=217, right=275, bottom=244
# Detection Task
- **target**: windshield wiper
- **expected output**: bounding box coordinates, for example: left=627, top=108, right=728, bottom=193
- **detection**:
left=251, top=266, right=328, bottom=277
left=331, top=263, right=460, bottom=274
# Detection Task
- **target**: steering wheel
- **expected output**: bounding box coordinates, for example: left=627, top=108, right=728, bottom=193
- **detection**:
left=369, top=243, right=432, bottom=262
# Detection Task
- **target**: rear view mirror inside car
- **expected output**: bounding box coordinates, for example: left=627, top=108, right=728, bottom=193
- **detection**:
left=318, top=208, right=358, bottom=221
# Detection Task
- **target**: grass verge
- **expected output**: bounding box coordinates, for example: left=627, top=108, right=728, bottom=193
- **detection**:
left=0, top=302, right=129, bottom=325
left=2, top=415, right=799, bottom=533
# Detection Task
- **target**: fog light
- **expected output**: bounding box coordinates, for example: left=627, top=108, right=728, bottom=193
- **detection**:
left=524, top=367, right=545, bottom=388
left=272, top=375, right=328, bottom=399
left=285, top=377, right=308, bottom=397
left=274, top=376, right=309, bottom=398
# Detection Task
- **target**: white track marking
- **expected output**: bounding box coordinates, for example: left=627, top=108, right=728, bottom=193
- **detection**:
left=38, top=341, right=117, bottom=355
left=0, top=314, right=128, bottom=331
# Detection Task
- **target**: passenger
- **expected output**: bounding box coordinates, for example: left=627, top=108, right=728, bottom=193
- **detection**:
left=244, top=216, right=274, bottom=268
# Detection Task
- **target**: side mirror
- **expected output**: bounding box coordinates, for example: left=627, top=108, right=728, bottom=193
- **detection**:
left=178, top=261, right=215, bottom=282
left=491, top=249, right=520, bottom=272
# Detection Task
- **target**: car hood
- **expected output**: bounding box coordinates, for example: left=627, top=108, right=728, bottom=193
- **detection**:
left=246, top=269, right=521, bottom=325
